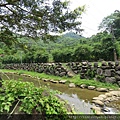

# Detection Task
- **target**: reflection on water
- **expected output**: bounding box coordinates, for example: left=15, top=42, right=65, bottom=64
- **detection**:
left=1, top=73, right=119, bottom=114
left=57, top=93, right=93, bottom=114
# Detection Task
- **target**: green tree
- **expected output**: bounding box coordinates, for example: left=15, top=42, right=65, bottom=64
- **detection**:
left=52, top=48, right=73, bottom=62
left=34, top=50, right=49, bottom=63
left=99, top=10, right=120, bottom=38
left=73, top=44, right=93, bottom=62
left=0, top=0, right=85, bottom=43
left=101, top=36, right=115, bottom=61
left=98, top=11, right=120, bottom=61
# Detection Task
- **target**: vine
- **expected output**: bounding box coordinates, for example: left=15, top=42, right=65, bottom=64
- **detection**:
left=0, top=80, right=68, bottom=119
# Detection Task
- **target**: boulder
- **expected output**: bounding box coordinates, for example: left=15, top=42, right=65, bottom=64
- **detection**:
left=98, top=94, right=107, bottom=99
left=109, top=91, right=120, bottom=97
left=52, top=80, right=58, bottom=83
left=94, top=62, right=98, bottom=68
left=115, top=61, right=119, bottom=66
left=108, top=61, right=114, bottom=68
left=80, top=84, right=88, bottom=89
left=69, top=83, right=76, bottom=88
left=96, top=88, right=108, bottom=92
left=101, top=61, right=107, bottom=66
left=67, top=72, right=74, bottom=77
left=116, top=71, right=120, bottom=76
left=102, top=107, right=110, bottom=112
left=43, top=79, right=49, bottom=82
left=91, top=106, right=101, bottom=112
left=117, top=81, right=120, bottom=86
left=104, top=70, right=111, bottom=77
left=88, top=86, right=96, bottom=90
left=59, top=72, right=66, bottom=77
left=50, top=79, right=54, bottom=82
left=104, top=97, right=113, bottom=102
left=97, top=68, right=103, bottom=75
left=81, top=62, right=88, bottom=66
left=105, top=92, right=113, bottom=97
left=92, top=97, right=104, bottom=101
left=115, top=65, right=120, bottom=70
left=59, top=80, right=67, bottom=84
left=105, top=77, right=116, bottom=84
left=92, top=100, right=104, bottom=106
left=95, top=110, right=104, bottom=115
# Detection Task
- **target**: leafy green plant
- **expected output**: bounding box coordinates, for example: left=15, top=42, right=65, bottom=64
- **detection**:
left=0, top=80, right=68, bottom=119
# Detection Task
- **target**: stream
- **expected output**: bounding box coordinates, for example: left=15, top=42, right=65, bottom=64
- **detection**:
left=1, top=73, right=119, bottom=114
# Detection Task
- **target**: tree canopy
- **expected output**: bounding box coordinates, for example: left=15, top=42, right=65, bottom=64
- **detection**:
left=0, top=0, right=85, bottom=43
left=99, top=10, right=120, bottom=38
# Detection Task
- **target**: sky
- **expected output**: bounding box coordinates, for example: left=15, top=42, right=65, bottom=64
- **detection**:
left=69, top=0, right=120, bottom=37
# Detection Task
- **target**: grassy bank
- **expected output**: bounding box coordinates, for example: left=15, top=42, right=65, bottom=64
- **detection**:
left=0, top=69, right=119, bottom=90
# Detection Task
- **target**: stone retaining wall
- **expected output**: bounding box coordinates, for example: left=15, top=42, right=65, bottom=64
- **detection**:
left=67, top=61, right=120, bottom=86
left=2, top=63, right=73, bottom=77
left=2, top=61, right=120, bottom=86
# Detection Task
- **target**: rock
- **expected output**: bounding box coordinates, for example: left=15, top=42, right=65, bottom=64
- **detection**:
left=95, top=110, right=104, bottom=115
left=52, top=80, right=58, bottom=83
left=105, top=92, right=112, bottom=97
left=69, top=83, right=75, bottom=88
left=102, top=107, right=110, bottom=112
left=59, top=80, right=67, bottom=84
left=105, top=97, right=112, bottom=102
left=59, top=72, right=66, bottom=77
left=81, top=62, right=88, bottom=66
left=115, top=65, right=120, bottom=70
left=104, top=70, right=111, bottom=77
left=115, top=61, right=119, bottom=66
left=111, top=96, right=119, bottom=101
left=98, top=94, right=107, bottom=99
left=115, top=75, right=120, bottom=81
left=80, top=84, right=88, bottom=89
left=102, top=61, right=107, bottom=66
left=92, top=97, right=104, bottom=101
left=97, top=68, right=103, bottom=75
left=104, top=100, right=110, bottom=105
left=94, top=62, right=98, bottom=68
left=109, top=89, right=113, bottom=91
left=109, top=91, right=120, bottom=97
left=91, top=106, right=101, bottom=112
left=92, top=100, right=104, bottom=106
left=50, top=79, right=54, bottom=82
left=67, top=72, right=74, bottom=77
left=105, top=77, right=116, bottom=84
left=43, top=79, right=49, bottom=82
left=116, top=71, right=120, bottom=75
left=88, top=86, right=96, bottom=90
left=117, top=81, right=120, bottom=86
left=96, top=88, right=108, bottom=92
left=108, top=61, right=114, bottom=67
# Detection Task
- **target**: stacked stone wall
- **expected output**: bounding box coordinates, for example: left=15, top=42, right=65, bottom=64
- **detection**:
left=2, top=61, right=120, bottom=86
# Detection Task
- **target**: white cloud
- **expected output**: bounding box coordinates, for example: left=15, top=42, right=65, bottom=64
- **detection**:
left=69, top=0, right=120, bottom=37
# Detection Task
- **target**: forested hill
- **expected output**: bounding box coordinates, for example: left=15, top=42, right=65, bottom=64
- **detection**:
left=62, top=32, right=82, bottom=39
left=36, top=32, right=85, bottom=49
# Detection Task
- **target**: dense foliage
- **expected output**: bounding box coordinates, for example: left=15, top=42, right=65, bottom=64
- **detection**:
left=0, top=80, right=68, bottom=118
left=1, top=10, right=120, bottom=63
left=1, top=31, right=120, bottom=63
left=99, top=10, right=120, bottom=38
left=0, top=0, right=84, bottom=44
